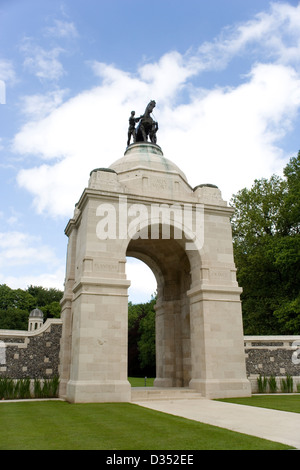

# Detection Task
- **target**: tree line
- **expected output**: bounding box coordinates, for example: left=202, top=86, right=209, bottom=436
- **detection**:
left=0, top=285, right=62, bottom=330
left=0, top=151, right=299, bottom=373
left=231, top=151, right=300, bottom=335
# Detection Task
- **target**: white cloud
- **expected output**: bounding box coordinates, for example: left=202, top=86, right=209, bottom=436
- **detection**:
left=0, top=58, right=16, bottom=83
left=0, top=267, right=65, bottom=291
left=196, top=2, right=300, bottom=71
left=17, top=159, right=89, bottom=217
left=12, top=2, right=300, bottom=218
left=137, top=51, right=201, bottom=103
left=162, top=62, right=300, bottom=192
left=0, top=231, right=61, bottom=268
left=127, top=258, right=157, bottom=303
left=44, top=20, right=78, bottom=39
left=0, top=231, right=65, bottom=290
left=20, top=38, right=65, bottom=81
left=20, top=89, right=68, bottom=120
left=0, top=59, right=16, bottom=102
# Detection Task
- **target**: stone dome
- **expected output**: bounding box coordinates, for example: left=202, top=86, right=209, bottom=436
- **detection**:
left=109, top=142, right=188, bottom=183
left=29, top=308, right=44, bottom=318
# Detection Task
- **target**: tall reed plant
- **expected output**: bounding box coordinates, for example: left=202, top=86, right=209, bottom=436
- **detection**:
left=0, top=376, right=59, bottom=400
left=257, top=375, right=268, bottom=393
left=34, top=377, right=60, bottom=398
left=0, top=377, right=16, bottom=399
left=281, top=375, right=293, bottom=393
left=268, top=375, right=277, bottom=393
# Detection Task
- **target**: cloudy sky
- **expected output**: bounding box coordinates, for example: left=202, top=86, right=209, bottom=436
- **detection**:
left=1, top=0, right=300, bottom=303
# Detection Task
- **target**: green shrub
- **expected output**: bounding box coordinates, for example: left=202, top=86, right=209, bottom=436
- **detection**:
left=17, top=378, right=31, bottom=399
left=0, top=377, right=31, bottom=399
left=281, top=375, right=293, bottom=393
left=268, top=375, right=277, bottom=393
left=0, top=377, right=15, bottom=399
left=34, top=378, right=43, bottom=398
left=48, top=376, right=59, bottom=397
left=257, top=375, right=267, bottom=393
left=0, top=376, right=59, bottom=400
left=35, top=377, right=60, bottom=398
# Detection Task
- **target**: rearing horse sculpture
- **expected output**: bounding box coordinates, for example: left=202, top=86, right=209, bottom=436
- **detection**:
left=136, top=100, right=158, bottom=144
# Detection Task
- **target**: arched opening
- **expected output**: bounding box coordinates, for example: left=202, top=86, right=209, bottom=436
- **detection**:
left=126, top=225, right=195, bottom=388
left=126, top=257, right=157, bottom=305
left=126, top=257, right=157, bottom=379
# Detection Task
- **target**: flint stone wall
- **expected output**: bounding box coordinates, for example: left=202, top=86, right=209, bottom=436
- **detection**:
left=0, top=319, right=62, bottom=379
left=245, top=336, right=300, bottom=392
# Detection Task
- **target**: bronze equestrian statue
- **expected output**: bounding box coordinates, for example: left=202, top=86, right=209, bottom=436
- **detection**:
left=127, top=100, right=158, bottom=146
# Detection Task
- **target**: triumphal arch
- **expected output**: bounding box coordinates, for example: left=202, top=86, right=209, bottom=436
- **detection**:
left=59, top=101, right=251, bottom=402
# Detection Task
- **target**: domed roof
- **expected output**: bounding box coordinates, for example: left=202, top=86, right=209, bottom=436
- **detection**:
left=109, top=142, right=188, bottom=183
left=29, top=308, right=44, bottom=318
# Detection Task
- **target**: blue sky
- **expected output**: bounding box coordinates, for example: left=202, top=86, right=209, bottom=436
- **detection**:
left=1, top=0, right=300, bottom=303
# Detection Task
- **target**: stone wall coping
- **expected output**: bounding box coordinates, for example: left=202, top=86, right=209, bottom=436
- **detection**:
left=0, top=318, right=63, bottom=339
left=1, top=329, right=298, bottom=342
left=244, top=335, right=300, bottom=341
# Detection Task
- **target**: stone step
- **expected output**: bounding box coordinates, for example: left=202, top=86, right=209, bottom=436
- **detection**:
left=131, top=387, right=202, bottom=402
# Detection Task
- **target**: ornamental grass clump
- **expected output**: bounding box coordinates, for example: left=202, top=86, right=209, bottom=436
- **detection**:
left=0, top=376, right=59, bottom=400
left=0, top=377, right=31, bottom=399
left=257, top=375, right=268, bottom=393
left=268, top=375, right=277, bottom=393
left=0, top=378, right=15, bottom=399
left=34, top=377, right=59, bottom=398
left=281, top=375, right=293, bottom=393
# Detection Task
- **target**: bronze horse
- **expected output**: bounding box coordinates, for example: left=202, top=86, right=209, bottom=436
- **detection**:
left=136, top=100, right=158, bottom=144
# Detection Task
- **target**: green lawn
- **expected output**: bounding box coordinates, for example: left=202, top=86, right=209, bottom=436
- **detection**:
left=128, top=377, right=154, bottom=387
left=217, top=395, right=300, bottom=414
left=0, top=401, right=294, bottom=450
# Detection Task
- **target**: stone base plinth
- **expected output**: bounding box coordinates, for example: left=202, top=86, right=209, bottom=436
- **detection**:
left=66, top=380, right=131, bottom=403
left=153, top=377, right=174, bottom=388
left=189, top=378, right=251, bottom=399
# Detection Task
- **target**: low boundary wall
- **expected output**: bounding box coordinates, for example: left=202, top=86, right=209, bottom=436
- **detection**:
left=1, top=324, right=299, bottom=393
left=245, top=336, right=300, bottom=392
left=0, top=319, right=62, bottom=379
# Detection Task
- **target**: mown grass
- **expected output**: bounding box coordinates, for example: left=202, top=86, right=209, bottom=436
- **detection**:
left=217, top=395, right=300, bottom=414
left=0, top=401, right=294, bottom=450
left=128, top=377, right=154, bottom=387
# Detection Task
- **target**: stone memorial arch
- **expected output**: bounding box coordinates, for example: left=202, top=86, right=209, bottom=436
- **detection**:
left=59, top=103, right=251, bottom=403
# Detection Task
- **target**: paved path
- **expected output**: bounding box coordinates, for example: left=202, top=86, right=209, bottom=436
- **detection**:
left=133, top=398, right=300, bottom=449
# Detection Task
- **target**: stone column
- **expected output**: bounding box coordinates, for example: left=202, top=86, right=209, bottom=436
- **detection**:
left=187, top=196, right=251, bottom=398
left=66, top=277, right=131, bottom=403
left=154, top=299, right=177, bottom=387
left=188, top=284, right=251, bottom=398
left=59, top=222, right=77, bottom=398
left=61, top=189, right=132, bottom=403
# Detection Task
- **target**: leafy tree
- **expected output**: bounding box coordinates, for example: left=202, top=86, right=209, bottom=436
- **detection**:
left=0, top=284, right=63, bottom=330
left=138, top=297, right=156, bottom=374
left=26, top=285, right=63, bottom=307
left=0, top=285, right=36, bottom=330
left=41, top=301, right=62, bottom=319
left=128, top=301, right=143, bottom=376
left=128, top=295, right=156, bottom=376
left=230, top=151, right=300, bottom=334
left=26, top=285, right=63, bottom=319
